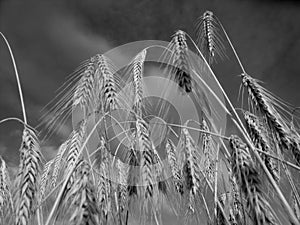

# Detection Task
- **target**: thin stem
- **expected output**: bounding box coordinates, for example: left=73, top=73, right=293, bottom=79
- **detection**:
left=255, top=148, right=300, bottom=171
left=0, top=32, right=27, bottom=125
left=214, top=17, right=246, bottom=74
left=187, top=33, right=250, bottom=138
left=166, top=122, right=230, bottom=140
left=0, top=117, right=26, bottom=126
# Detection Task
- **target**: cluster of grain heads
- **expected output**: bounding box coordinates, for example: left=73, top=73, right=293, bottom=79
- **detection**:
left=67, top=160, right=99, bottom=225
left=229, top=135, right=278, bottom=225
left=243, top=111, right=279, bottom=182
left=15, top=127, right=42, bottom=225
left=0, top=156, right=14, bottom=223
left=241, top=73, right=291, bottom=148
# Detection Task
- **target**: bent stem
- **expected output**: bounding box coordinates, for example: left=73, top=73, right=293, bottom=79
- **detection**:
left=0, top=32, right=27, bottom=125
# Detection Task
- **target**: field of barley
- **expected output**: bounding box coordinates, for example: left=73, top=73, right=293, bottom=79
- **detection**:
left=1, top=1, right=300, bottom=225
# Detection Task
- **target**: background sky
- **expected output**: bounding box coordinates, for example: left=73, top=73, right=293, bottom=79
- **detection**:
left=0, top=0, right=299, bottom=172
left=0, top=0, right=299, bottom=224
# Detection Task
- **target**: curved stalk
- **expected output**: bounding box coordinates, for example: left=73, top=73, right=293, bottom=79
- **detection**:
left=0, top=32, right=27, bottom=125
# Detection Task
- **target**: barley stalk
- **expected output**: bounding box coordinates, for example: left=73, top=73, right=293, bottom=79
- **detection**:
left=229, top=135, right=278, bottom=225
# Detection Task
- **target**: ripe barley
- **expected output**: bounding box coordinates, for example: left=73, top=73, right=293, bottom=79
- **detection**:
left=136, top=118, right=155, bottom=200
left=166, top=139, right=183, bottom=194
left=116, top=159, right=129, bottom=225
left=65, top=120, right=87, bottom=179
left=241, top=73, right=291, bottom=150
left=73, top=55, right=101, bottom=114
left=201, top=119, right=215, bottom=184
left=170, top=30, right=192, bottom=93
left=96, top=54, right=120, bottom=112
left=68, top=160, right=99, bottom=225
left=131, top=50, right=147, bottom=117
left=181, top=126, right=202, bottom=216
left=96, top=137, right=112, bottom=224
left=127, top=145, right=139, bottom=198
left=0, top=156, right=13, bottom=221
left=196, top=10, right=226, bottom=64
left=50, top=139, right=70, bottom=188
left=244, top=111, right=279, bottom=181
left=15, top=127, right=42, bottom=225
left=39, top=159, right=54, bottom=200
left=229, top=135, right=278, bottom=225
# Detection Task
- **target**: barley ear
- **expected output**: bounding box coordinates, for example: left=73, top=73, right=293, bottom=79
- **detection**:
left=195, top=11, right=226, bottom=65
left=229, top=135, right=278, bottom=225
left=15, top=127, right=42, bottom=225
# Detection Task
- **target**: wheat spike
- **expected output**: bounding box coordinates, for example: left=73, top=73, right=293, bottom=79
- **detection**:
left=39, top=159, right=54, bottom=200
left=196, top=10, right=226, bottom=64
left=131, top=50, right=147, bottom=117
left=127, top=145, right=139, bottom=198
left=96, top=54, right=120, bottom=112
left=96, top=137, right=112, bottom=224
left=73, top=55, right=100, bottom=114
left=166, top=139, right=183, bottom=194
left=229, top=135, right=278, bottom=225
left=0, top=156, right=13, bottom=222
left=170, top=30, right=192, bottom=93
left=65, top=120, right=87, bottom=179
left=116, top=159, right=129, bottom=225
left=241, top=73, right=291, bottom=150
left=136, top=118, right=154, bottom=199
left=68, top=160, right=99, bottom=225
left=181, top=126, right=202, bottom=218
left=16, top=127, right=42, bottom=225
left=50, top=139, right=70, bottom=188
left=201, top=119, right=215, bottom=183
left=244, top=111, right=279, bottom=182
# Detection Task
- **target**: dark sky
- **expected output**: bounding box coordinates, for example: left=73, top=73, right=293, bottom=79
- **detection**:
left=0, top=0, right=299, bottom=165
